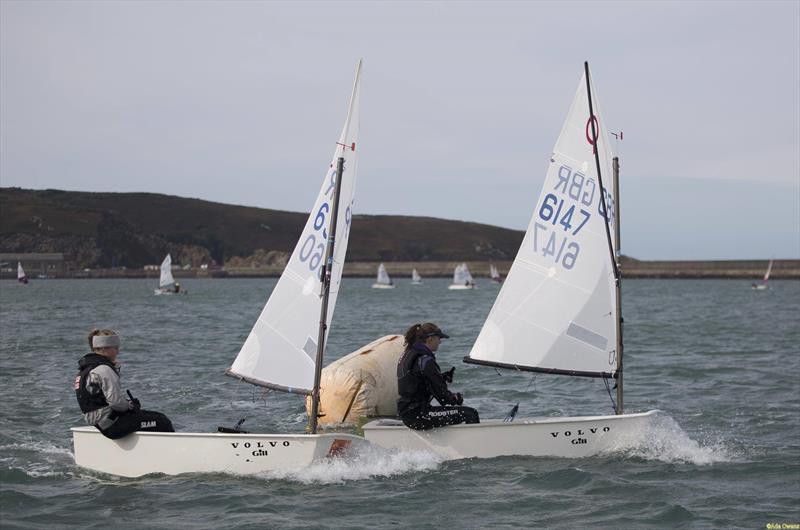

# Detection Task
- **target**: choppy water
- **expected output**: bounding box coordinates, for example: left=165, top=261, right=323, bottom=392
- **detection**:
left=1, top=277, right=798, bottom=528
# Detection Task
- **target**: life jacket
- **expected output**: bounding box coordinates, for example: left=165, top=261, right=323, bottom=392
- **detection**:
left=397, top=343, right=435, bottom=414
left=74, top=353, right=117, bottom=413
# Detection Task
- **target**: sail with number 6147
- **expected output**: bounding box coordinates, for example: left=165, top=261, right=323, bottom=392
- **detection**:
left=466, top=72, right=617, bottom=378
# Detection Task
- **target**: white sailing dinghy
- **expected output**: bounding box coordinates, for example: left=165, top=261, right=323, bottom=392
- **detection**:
left=751, top=259, right=773, bottom=290
left=17, top=262, right=28, bottom=284
left=363, top=63, right=657, bottom=460
left=411, top=268, right=423, bottom=285
left=489, top=263, right=503, bottom=284
left=372, top=263, right=396, bottom=289
left=153, top=254, right=178, bottom=294
left=448, top=262, right=476, bottom=290
left=72, top=60, right=366, bottom=477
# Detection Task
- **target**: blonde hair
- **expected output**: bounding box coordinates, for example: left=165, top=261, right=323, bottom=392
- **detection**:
left=88, top=329, right=118, bottom=353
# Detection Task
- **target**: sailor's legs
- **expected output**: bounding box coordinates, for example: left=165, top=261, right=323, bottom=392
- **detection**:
left=401, top=406, right=480, bottom=430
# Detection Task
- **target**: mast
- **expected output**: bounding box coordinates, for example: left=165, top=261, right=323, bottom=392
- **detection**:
left=310, top=155, right=345, bottom=434
left=613, top=156, right=623, bottom=414
left=584, top=61, right=623, bottom=414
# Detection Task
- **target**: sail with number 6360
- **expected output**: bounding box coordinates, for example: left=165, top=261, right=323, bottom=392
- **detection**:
left=228, top=61, right=362, bottom=394
left=465, top=72, right=617, bottom=377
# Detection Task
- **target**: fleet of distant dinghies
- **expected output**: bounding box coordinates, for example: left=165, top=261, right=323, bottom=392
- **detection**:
left=371, top=263, right=504, bottom=289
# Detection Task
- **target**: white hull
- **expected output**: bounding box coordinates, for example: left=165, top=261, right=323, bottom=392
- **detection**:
left=71, top=426, right=364, bottom=477
left=448, top=284, right=475, bottom=290
left=153, top=289, right=174, bottom=295
left=751, top=284, right=768, bottom=290
left=371, top=283, right=395, bottom=289
left=410, top=281, right=423, bottom=285
left=363, top=410, right=657, bottom=460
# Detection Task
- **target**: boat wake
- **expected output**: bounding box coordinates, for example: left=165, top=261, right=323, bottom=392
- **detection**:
left=609, top=412, right=733, bottom=465
left=0, top=440, right=75, bottom=478
left=261, top=444, right=443, bottom=484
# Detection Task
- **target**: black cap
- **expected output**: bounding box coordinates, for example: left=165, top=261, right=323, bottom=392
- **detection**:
left=422, top=327, right=450, bottom=339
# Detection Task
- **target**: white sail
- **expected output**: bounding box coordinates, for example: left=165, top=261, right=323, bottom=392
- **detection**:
left=17, top=262, right=28, bottom=283
left=375, top=263, right=392, bottom=285
left=490, top=264, right=501, bottom=281
left=159, top=254, right=175, bottom=288
left=411, top=268, right=422, bottom=283
left=228, top=60, right=362, bottom=394
left=763, top=259, right=774, bottom=282
left=453, top=263, right=473, bottom=286
left=466, top=71, right=618, bottom=377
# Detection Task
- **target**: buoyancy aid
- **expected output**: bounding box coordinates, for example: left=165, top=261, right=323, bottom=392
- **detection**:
left=397, top=343, right=435, bottom=414
left=74, top=353, right=117, bottom=413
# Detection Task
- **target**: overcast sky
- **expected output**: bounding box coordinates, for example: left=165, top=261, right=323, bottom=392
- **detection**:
left=1, top=1, right=798, bottom=260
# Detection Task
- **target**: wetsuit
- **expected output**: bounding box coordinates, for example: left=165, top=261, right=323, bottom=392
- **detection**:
left=75, top=353, right=174, bottom=439
left=397, top=342, right=479, bottom=430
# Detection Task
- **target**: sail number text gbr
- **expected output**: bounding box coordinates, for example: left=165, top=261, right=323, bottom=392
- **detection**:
left=533, top=164, right=615, bottom=271
left=298, top=167, right=354, bottom=274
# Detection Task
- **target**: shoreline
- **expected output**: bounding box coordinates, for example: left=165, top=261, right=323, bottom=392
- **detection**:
left=3, top=259, right=799, bottom=280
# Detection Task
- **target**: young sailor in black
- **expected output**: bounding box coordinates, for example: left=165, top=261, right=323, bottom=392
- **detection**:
left=74, top=329, right=174, bottom=439
left=397, top=323, right=480, bottom=430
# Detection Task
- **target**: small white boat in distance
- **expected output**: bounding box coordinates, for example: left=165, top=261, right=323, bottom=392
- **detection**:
left=153, top=254, right=180, bottom=295
left=411, top=268, right=423, bottom=285
left=448, top=262, right=476, bottom=290
left=72, top=59, right=367, bottom=477
left=372, top=263, right=395, bottom=289
left=364, top=62, right=657, bottom=460
left=751, top=259, right=773, bottom=290
left=17, top=262, right=28, bottom=284
left=489, top=263, right=503, bottom=284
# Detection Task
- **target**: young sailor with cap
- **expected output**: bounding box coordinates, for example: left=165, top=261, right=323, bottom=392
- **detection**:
left=397, top=323, right=480, bottom=430
left=74, top=329, right=174, bottom=439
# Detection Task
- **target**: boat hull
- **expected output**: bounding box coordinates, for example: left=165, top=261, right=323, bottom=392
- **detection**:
left=448, top=284, right=475, bottom=290
left=362, top=410, right=657, bottom=459
left=371, top=284, right=395, bottom=289
left=71, top=427, right=364, bottom=477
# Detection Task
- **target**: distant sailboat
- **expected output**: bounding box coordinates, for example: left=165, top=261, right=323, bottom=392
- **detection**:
left=411, top=268, right=423, bottom=285
left=17, top=262, right=28, bottom=284
left=372, top=263, right=395, bottom=289
left=154, top=254, right=179, bottom=295
left=751, top=259, right=774, bottom=290
left=448, top=262, right=475, bottom=290
left=489, top=263, right=503, bottom=284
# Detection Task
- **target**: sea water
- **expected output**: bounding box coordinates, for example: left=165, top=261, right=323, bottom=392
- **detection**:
left=0, top=278, right=798, bottom=528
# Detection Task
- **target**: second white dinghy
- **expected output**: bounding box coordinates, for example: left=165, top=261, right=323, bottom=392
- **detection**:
left=364, top=63, right=659, bottom=460
left=448, top=262, right=476, bottom=290
left=372, top=263, right=396, bottom=289
left=72, top=60, right=367, bottom=477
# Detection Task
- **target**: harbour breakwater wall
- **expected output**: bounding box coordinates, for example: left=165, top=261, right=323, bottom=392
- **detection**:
left=5, top=259, right=798, bottom=280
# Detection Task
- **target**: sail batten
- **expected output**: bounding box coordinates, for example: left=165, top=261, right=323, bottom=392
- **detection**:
left=228, top=60, right=362, bottom=392
left=465, top=70, right=618, bottom=378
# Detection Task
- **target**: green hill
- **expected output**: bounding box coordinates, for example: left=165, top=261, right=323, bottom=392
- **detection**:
left=0, top=187, right=524, bottom=268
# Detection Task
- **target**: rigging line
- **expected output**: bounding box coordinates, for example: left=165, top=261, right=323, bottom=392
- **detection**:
left=603, top=376, right=617, bottom=413
left=525, top=373, right=538, bottom=393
